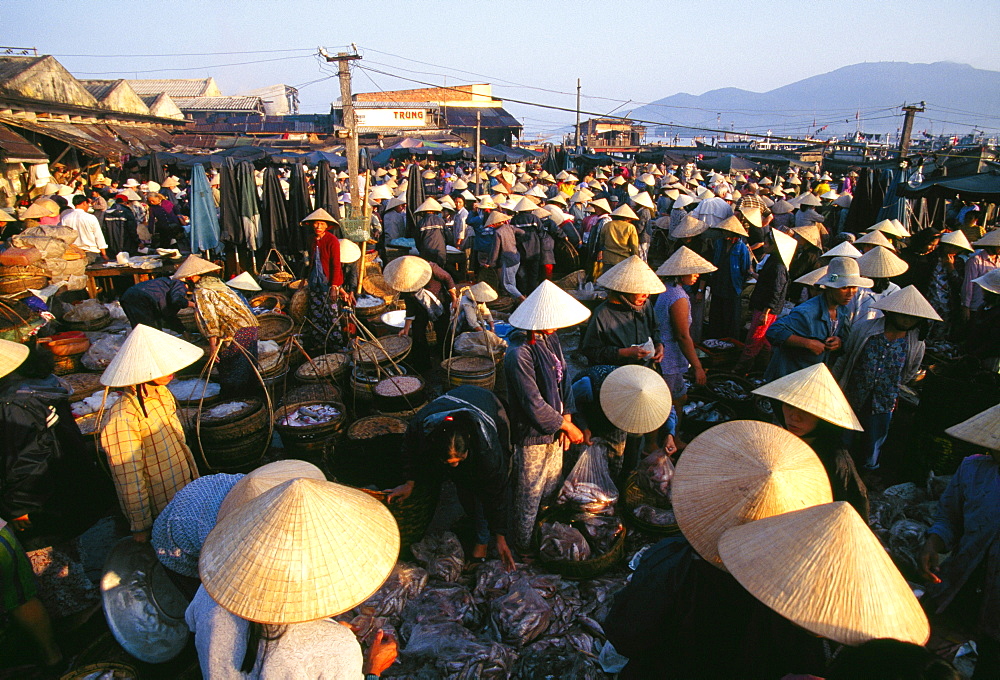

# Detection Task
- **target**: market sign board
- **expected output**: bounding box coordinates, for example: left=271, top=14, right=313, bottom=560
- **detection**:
left=356, top=108, right=428, bottom=128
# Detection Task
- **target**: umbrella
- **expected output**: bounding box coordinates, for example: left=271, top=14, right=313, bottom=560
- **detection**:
left=259, top=166, right=288, bottom=252
left=218, top=158, right=241, bottom=244
left=405, top=163, right=425, bottom=238
left=286, top=163, right=312, bottom=253
left=188, top=164, right=220, bottom=253
left=691, top=196, right=734, bottom=229
left=313, top=160, right=341, bottom=224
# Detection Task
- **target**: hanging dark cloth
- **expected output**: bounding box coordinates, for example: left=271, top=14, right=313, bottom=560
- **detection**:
left=843, top=167, right=889, bottom=235
left=313, top=160, right=342, bottom=226
left=218, top=158, right=241, bottom=244
left=233, top=161, right=261, bottom=249
left=286, top=163, right=312, bottom=253
left=406, top=164, right=426, bottom=238
left=259, top=166, right=288, bottom=252
left=147, top=151, right=167, bottom=184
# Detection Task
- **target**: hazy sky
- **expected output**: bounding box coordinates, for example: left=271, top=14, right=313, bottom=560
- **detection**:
left=5, top=0, right=1000, bottom=138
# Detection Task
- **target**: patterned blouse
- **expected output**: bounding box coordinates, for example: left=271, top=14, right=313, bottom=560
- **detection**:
left=846, top=333, right=908, bottom=414
left=194, top=276, right=258, bottom=339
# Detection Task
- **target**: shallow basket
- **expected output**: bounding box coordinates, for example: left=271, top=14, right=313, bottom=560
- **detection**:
left=63, top=373, right=104, bottom=402
left=622, top=472, right=681, bottom=537
left=169, top=381, right=223, bottom=408
left=62, top=310, right=112, bottom=331
left=257, top=312, right=295, bottom=343
left=274, top=400, right=346, bottom=439
left=535, top=507, right=628, bottom=579
left=43, top=331, right=91, bottom=356
left=295, top=352, right=350, bottom=383
left=358, top=482, right=439, bottom=552
left=283, top=383, right=343, bottom=406
left=354, top=335, right=412, bottom=366
left=0, top=274, right=47, bottom=295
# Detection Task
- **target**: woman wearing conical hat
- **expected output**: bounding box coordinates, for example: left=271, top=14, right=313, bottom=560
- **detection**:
left=916, top=230, right=970, bottom=340
left=601, top=204, right=641, bottom=268
left=99, top=325, right=204, bottom=543
left=834, top=286, right=940, bottom=470
left=705, top=214, right=752, bottom=340
left=961, top=228, right=1000, bottom=324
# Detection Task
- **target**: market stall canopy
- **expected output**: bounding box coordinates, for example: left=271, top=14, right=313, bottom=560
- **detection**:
left=897, top=171, right=1000, bottom=202
left=697, top=155, right=759, bottom=173
left=633, top=148, right=693, bottom=165
left=132, top=147, right=346, bottom=170
left=0, top=123, right=48, bottom=163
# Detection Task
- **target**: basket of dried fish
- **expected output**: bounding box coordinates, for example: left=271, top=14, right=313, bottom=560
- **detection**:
left=274, top=400, right=346, bottom=466
left=681, top=399, right=736, bottom=437
left=535, top=506, right=627, bottom=579
left=705, top=372, right=753, bottom=403
left=354, top=294, right=389, bottom=319
left=258, top=270, right=296, bottom=292
left=295, top=352, right=351, bottom=383
left=623, top=473, right=681, bottom=537
left=354, top=335, right=412, bottom=366
left=373, top=375, right=426, bottom=414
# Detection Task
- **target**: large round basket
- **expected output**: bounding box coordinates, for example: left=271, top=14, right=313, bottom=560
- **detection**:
left=257, top=312, right=294, bottom=343
left=258, top=273, right=295, bottom=292
left=274, top=400, right=345, bottom=466
left=60, top=662, right=141, bottom=680
left=354, top=295, right=389, bottom=319
left=354, top=335, right=412, bottom=366
left=705, top=372, right=755, bottom=416
left=189, top=399, right=270, bottom=472
left=62, top=310, right=112, bottom=331
left=295, top=352, right=350, bottom=383
left=362, top=272, right=395, bottom=301
left=357, top=483, right=439, bottom=553
left=333, top=415, right=409, bottom=483
left=43, top=331, right=91, bottom=356
left=249, top=293, right=287, bottom=313
left=168, top=379, right=222, bottom=408
left=63, top=373, right=104, bottom=402
left=373, top=375, right=426, bottom=414
left=486, top=296, right=516, bottom=313
left=350, top=364, right=407, bottom=403
left=622, top=472, right=681, bottom=537
left=441, top=356, right=496, bottom=391
left=534, top=507, right=628, bottom=579
left=555, top=270, right=587, bottom=290
left=176, top=307, right=199, bottom=333
left=283, top=383, right=343, bottom=406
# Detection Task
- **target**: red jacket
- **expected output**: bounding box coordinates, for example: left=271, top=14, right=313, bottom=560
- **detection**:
left=311, top=232, right=343, bottom=286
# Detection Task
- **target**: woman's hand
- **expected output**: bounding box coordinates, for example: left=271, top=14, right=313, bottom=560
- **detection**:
left=386, top=481, right=414, bottom=503
left=693, top=366, right=707, bottom=385
left=496, top=535, right=517, bottom=572
left=919, top=535, right=945, bottom=584
left=652, top=343, right=664, bottom=363
left=663, top=434, right=678, bottom=456
left=363, top=630, right=398, bottom=677
left=619, top=346, right=650, bottom=360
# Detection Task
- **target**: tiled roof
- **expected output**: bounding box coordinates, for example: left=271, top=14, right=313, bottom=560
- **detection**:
left=176, top=96, right=263, bottom=112
left=126, top=78, right=218, bottom=98
left=79, top=79, right=120, bottom=102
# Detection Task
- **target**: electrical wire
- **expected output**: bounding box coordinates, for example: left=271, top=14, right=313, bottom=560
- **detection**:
left=72, top=54, right=315, bottom=75
left=53, top=48, right=316, bottom=58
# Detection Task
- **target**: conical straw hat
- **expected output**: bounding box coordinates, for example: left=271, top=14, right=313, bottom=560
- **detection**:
left=100, top=324, right=204, bottom=387
left=414, top=198, right=442, bottom=213
left=770, top=199, right=793, bottom=215
left=600, top=365, right=673, bottom=434
left=945, top=404, right=1000, bottom=450
left=597, top=255, right=666, bottom=294
left=856, top=246, right=909, bottom=278
left=891, top=218, right=911, bottom=237
left=973, top=229, right=1000, bottom=248
left=855, top=230, right=896, bottom=250
left=632, top=192, right=655, bottom=210
left=217, top=460, right=326, bottom=521
left=172, top=254, right=222, bottom=280
left=610, top=204, right=639, bottom=220
left=508, top=280, right=591, bottom=330
left=590, top=198, right=611, bottom=214
left=939, top=230, right=973, bottom=252
left=0, top=339, right=29, bottom=380
left=671, top=420, right=833, bottom=567
left=655, top=246, right=717, bottom=277
left=739, top=207, right=762, bottom=228
left=438, top=195, right=456, bottom=211
left=339, top=238, right=362, bottom=264
left=301, top=208, right=339, bottom=225
left=670, top=214, right=709, bottom=239
left=200, top=478, right=399, bottom=624
left=821, top=241, right=862, bottom=259
left=718, top=502, right=930, bottom=646
left=513, top=196, right=536, bottom=212
left=798, top=193, right=822, bottom=207
left=484, top=211, right=511, bottom=227
left=0, top=208, right=15, bottom=222
left=672, top=195, right=695, bottom=209
left=226, top=271, right=262, bottom=291
left=974, top=268, right=1000, bottom=295
left=714, top=215, right=748, bottom=238
left=833, top=193, right=853, bottom=208
left=382, top=255, right=432, bottom=293
left=772, top=229, right=798, bottom=269
left=870, top=285, right=942, bottom=321
left=868, top=218, right=907, bottom=239
left=791, top=223, right=823, bottom=249
left=22, top=198, right=60, bottom=219
left=468, top=281, right=498, bottom=303
left=752, top=363, right=863, bottom=431
left=794, top=265, right=828, bottom=286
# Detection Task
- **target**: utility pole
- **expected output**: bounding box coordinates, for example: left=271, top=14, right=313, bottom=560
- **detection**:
left=321, top=48, right=362, bottom=209
left=899, top=101, right=925, bottom=158
left=475, top=110, right=482, bottom=195
left=575, top=78, right=581, bottom=149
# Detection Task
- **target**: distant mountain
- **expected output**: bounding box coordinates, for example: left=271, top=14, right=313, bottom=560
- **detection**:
left=627, top=62, right=1000, bottom=139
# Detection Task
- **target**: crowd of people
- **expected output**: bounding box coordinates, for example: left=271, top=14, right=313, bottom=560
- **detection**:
left=0, top=154, right=997, bottom=678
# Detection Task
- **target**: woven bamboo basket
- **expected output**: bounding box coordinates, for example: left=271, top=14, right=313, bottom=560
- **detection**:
left=274, top=400, right=346, bottom=467
left=373, top=375, right=426, bottom=413
left=362, top=272, right=395, bottom=301
left=289, top=286, right=309, bottom=323
left=63, top=373, right=104, bottom=403
left=0, top=264, right=47, bottom=278
left=257, top=312, right=294, bottom=343
left=249, top=293, right=287, bottom=312
left=535, top=507, right=628, bottom=579
left=350, top=364, right=407, bottom=402
left=283, top=383, right=343, bottom=406
left=358, top=482, right=439, bottom=552
left=622, top=472, right=681, bottom=537
left=354, top=296, right=389, bottom=319
left=52, top=353, right=83, bottom=375
left=42, top=332, right=91, bottom=356
left=60, top=662, right=140, bottom=680
left=295, top=352, right=350, bottom=383
left=0, top=274, right=47, bottom=295
left=441, top=356, right=496, bottom=391
left=354, top=335, right=412, bottom=366
left=62, top=310, right=112, bottom=331
left=555, top=269, right=587, bottom=290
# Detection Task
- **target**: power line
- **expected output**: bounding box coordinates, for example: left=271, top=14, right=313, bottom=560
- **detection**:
left=73, top=54, right=315, bottom=75
left=52, top=48, right=315, bottom=58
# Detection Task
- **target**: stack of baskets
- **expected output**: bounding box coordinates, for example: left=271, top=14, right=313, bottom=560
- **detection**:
left=256, top=312, right=295, bottom=343
left=295, top=352, right=350, bottom=384
left=274, top=399, right=346, bottom=468
left=194, top=399, right=270, bottom=472
left=373, top=375, right=427, bottom=418
left=41, top=331, right=91, bottom=375
left=0, top=265, right=47, bottom=296
left=441, top=355, right=496, bottom=391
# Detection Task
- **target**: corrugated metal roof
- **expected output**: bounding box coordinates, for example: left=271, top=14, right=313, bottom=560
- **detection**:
left=126, top=78, right=218, bottom=98
left=0, top=56, right=46, bottom=86
left=0, top=123, right=48, bottom=162
left=79, top=79, right=117, bottom=101
left=443, top=106, right=521, bottom=129
left=346, top=101, right=440, bottom=109
left=177, top=96, right=264, bottom=112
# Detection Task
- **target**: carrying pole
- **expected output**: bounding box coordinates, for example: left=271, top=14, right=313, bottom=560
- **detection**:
left=475, top=110, right=482, bottom=195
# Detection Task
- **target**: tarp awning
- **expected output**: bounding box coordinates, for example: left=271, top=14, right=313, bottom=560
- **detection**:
left=897, top=171, right=1000, bottom=201
left=0, top=123, right=48, bottom=163
left=697, top=154, right=759, bottom=172
left=443, top=106, right=522, bottom=129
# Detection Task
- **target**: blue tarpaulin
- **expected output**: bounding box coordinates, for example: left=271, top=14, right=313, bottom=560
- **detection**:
left=188, top=164, right=220, bottom=253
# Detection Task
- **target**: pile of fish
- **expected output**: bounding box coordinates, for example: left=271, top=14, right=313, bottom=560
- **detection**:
left=925, top=340, right=962, bottom=361
left=71, top=390, right=121, bottom=417
left=681, top=399, right=731, bottom=423
left=557, top=481, right=618, bottom=514
left=539, top=522, right=591, bottom=562
left=702, top=339, right=734, bottom=350
left=633, top=505, right=677, bottom=526
left=340, top=532, right=633, bottom=679
left=637, top=450, right=674, bottom=499
left=709, top=378, right=751, bottom=402
left=868, top=473, right=951, bottom=579
left=167, top=379, right=220, bottom=402
left=202, top=401, right=251, bottom=421
left=279, top=403, right=340, bottom=427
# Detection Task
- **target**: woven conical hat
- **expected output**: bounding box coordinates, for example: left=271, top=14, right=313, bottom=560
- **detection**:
left=100, top=324, right=204, bottom=387
left=172, top=254, right=221, bottom=280
left=512, top=196, right=536, bottom=212
left=973, top=229, right=1000, bottom=247
left=226, top=271, right=262, bottom=292
left=868, top=218, right=907, bottom=239
left=856, top=246, right=909, bottom=278
left=670, top=214, right=709, bottom=239
left=414, top=198, right=442, bottom=213
left=871, top=285, right=942, bottom=321
left=0, top=339, right=29, bottom=380
left=301, top=208, right=339, bottom=225
left=597, top=255, right=666, bottom=294
left=945, top=404, right=1000, bottom=450
left=822, top=241, right=862, bottom=259
left=739, top=207, right=762, bottom=228
left=794, top=265, right=828, bottom=286
left=798, top=193, right=822, bottom=207
left=655, top=246, right=717, bottom=277
left=382, top=255, right=432, bottom=293
left=217, top=460, right=326, bottom=521
left=200, top=478, right=399, bottom=624
left=0, top=208, right=15, bottom=222
left=772, top=229, right=798, bottom=269
left=855, top=230, right=896, bottom=250
left=752, top=363, right=863, bottom=431
left=339, top=238, right=361, bottom=264
left=468, top=281, right=498, bottom=303
left=673, top=195, right=695, bottom=209
left=672, top=420, right=833, bottom=567
left=508, top=280, right=591, bottom=330
left=22, top=198, right=60, bottom=219
left=600, top=365, right=673, bottom=434
left=714, top=215, right=748, bottom=238
left=939, top=230, right=973, bottom=252
left=718, top=502, right=930, bottom=646
left=791, top=223, right=823, bottom=249
left=438, top=196, right=456, bottom=211
left=770, top=199, right=793, bottom=215
left=974, top=268, right=1000, bottom=295
left=632, top=192, right=655, bottom=210
left=610, top=204, right=639, bottom=220
left=484, top=211, right=511, bottom=227
left=590, top=198, right=611, bottom=214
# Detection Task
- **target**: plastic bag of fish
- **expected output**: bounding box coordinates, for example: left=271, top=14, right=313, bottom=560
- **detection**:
left=400, top=622, right=516, bottom=679
left=399, top=582, right=479, bottom=641
left=362, top=562, right=429, bottom=618
left=539, top=522, right=591, bottom=562
left=570, top=513, right=625, bottom=554
left=637, top=449, right=674, bottom=499
left=410, top=532, right=465, bottom=584
left=634, top=504, right=677, bottom=527
left=710, top=378, right=750, bottom=401
left=682, top=399, right=730, bottom=423
left=279, top=403, right=340, bottom=427
left=488, top=577, right=553, bottom=646
left=557, top=443, right=618, bottom=513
